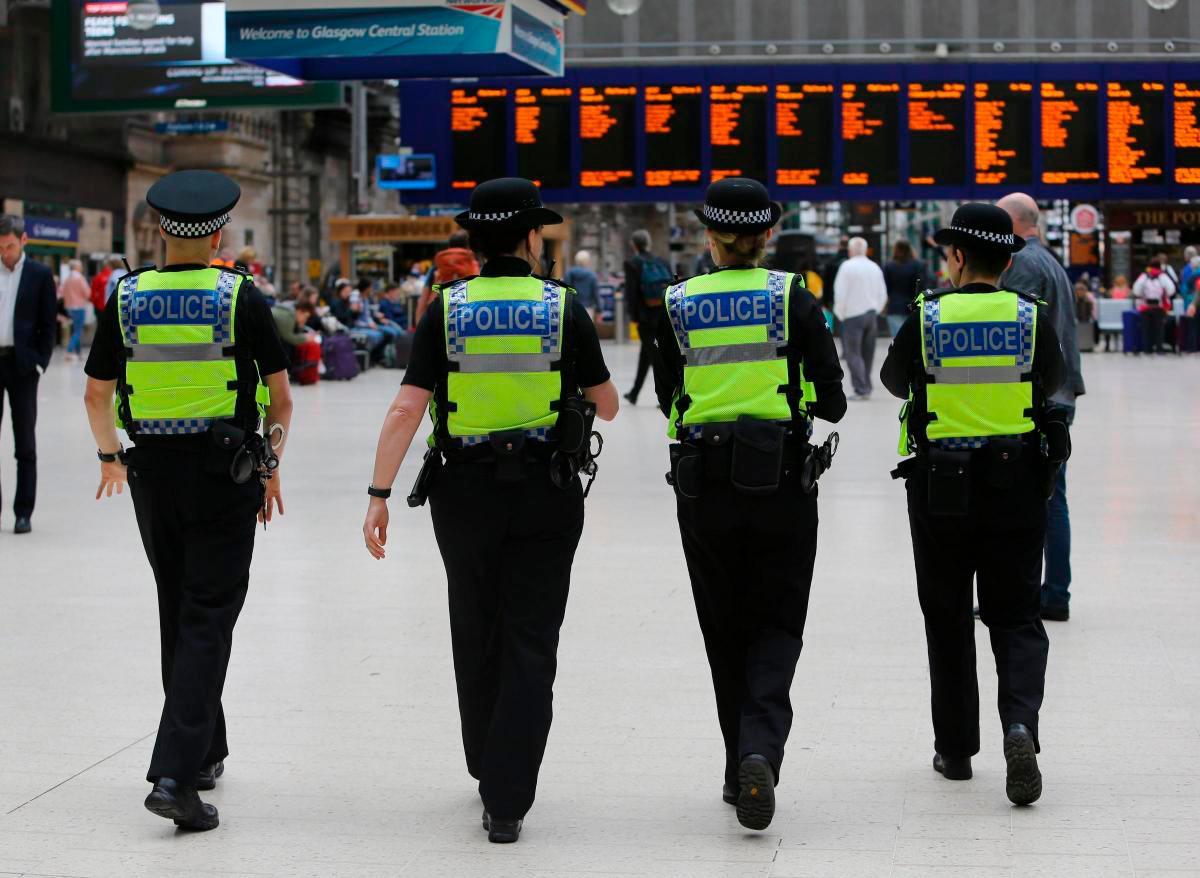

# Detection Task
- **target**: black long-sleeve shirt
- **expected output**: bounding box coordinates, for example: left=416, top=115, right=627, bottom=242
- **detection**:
left=880, top=283, right=1067, bottom=437
left=651, top=267, right=847, bottom=428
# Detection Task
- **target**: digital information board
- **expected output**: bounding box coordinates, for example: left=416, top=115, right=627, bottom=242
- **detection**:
left=52, top=0, right=340, bottom=113
left=399, top=62, right=1200, bottom=203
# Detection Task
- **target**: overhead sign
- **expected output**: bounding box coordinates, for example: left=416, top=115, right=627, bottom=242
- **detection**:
left=154, top=120, right=231, bottom=135
left=226, top=0, right=564, bottom=80
left=25, top=217, right=80, bottom=246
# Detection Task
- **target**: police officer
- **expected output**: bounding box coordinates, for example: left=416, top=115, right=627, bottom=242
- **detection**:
left=881, top=203, right=1069, bottom=806
left=83, top=171, right=293, bottom=830
left=361, top=178, right=618, bottom=844
left=651, top=178, right=847, bottom=831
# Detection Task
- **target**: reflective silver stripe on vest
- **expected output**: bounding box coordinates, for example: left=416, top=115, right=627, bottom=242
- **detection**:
left=125, top=342, right=231, bottom=363
left=452, top=352, right=559, bottom=373
left=683, top=341, right=782, bottom=367
left=925, top=365, right=1028, bottom=385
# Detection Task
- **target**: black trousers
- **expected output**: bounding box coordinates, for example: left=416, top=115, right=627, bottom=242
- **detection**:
left=628, top=306, right=665, bottom=400
left=1141, top=308, right=1167, bottom=352
left=127, top=445, right=260, bottom=783
left=0, top=356, right=39, bottom=520
left=906, top=457, right=1050, bottom=758
left=429, top=459, right=584, bottom=820
left=676, top=475, right=818, bottom=788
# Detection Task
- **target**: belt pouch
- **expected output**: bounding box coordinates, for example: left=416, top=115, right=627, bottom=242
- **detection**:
left=489, top=430, right=527, bottom=483
left=555, top=397, right=596, bottom=455
left=984, top=437, right=1023, bottom=491
left=670, top=442, right=704, bottom=500
left=730, top=416, right=785, bottom=495
left=927, top=448, right=972, bottom=516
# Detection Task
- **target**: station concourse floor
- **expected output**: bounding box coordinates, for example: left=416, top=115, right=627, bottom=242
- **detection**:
left=1, top=340, right=1198, bottom=878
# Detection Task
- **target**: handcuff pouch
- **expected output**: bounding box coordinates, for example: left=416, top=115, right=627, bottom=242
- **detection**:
left=489, top=430, right=527, bottom=483
left=927, top=448, right=972, bottom=517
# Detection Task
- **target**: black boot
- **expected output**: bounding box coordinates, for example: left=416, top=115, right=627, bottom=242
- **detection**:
left=195, top=761, right=224, bottom=792
left=735, top=754, right=776, bottom=831
left=144, top=778, right=219, bottom=831
left=482, top=811, right=522, bottom=844
left=1004, top=724, right=1042, bottom=806
left=722, top=782, right=738, bottom=805
left=933, top=753, right=973, bottom=780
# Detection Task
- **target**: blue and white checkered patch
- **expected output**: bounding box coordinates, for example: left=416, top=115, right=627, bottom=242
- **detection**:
left=444, top=280, right=471, bottom=356
left=135, top=418, right=214, bottom=436
left=212, top=271, right=237, bottom=344
left=119, top=273, right=141, bottom=346
left=455, top=426, right=555, bottom=448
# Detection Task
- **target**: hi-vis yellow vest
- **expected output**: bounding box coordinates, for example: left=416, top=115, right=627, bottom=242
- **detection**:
left=117, top=267, right=269, bottom=436
left=900, top=289, right=1039, bottom=452
left=431, top=275, right=567, bottom=447
left=664, top=267, right=816, bottom=441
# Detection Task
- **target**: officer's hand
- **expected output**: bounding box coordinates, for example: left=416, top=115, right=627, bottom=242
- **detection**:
left=260, top=475, right=284, bottom=524
left=95, top=461, right=128, bottom=500
left=364, top=498, right=389, bottom=560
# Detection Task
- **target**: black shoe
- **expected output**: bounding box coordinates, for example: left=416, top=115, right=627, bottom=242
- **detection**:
left=735, top=754, right=776, bottom=831
left=1041, top=605, right=1069, bottom=622
left=13, top=517, right=31, bottom=535
left=722, top=782, right=738, bottom=805
left=144, top=778, right=219, bottom=831
left=933, top=753, right=973, bottom=780
left=195, top=761, right=224, bottom=792
left=623, top=392, right=637, bottom=405
left=482, top=811, right=522, bottom=844
left=972, top=605, right=981, bottom=620
left=1004, top=724, right=1042, bottom=806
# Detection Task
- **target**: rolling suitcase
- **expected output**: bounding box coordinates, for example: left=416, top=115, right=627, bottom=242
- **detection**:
left=1122, top=309, right=1144, bottom=354
left=291, top=338, right=321, bottom=385
left=1179, top=315, right=1200, bottom=353
left=322, top=333, right=360, bottom=380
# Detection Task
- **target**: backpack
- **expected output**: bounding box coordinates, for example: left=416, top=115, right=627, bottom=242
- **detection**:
left=434, top=248, right=480, bottom=286
left=322, top=333, right=360, bottom=380
left=637, top=256, right=672, bottom=307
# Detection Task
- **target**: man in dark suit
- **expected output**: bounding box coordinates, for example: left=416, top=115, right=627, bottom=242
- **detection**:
left=0, top=215, right=58, bottom=534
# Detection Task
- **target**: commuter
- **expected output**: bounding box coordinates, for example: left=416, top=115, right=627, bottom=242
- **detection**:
left=833, top=237, right=887, bottom=400
left=1132, top=263, right=1174, bottom=354
left=104, top=258, right=128, bottom=305
left=1156, top=251, right=1179, bottom=289
left=623, top=229, right=672, bottom=405
left=652, top=178, right=847, bottom=831
left=998, top=193, right=1084, bottom=623
left=1074, top=281, right=1097, bottom=323
left=564, top=249, right=600, bottom=319
left=83, top=171, right=293, bottom=830
left=883, top=202, right=1070, bottom=807
left=884, top=240, right=924, bottom=337
left=377, top=282, right=408, bottom=329
left=59, top=259, right=91, bottom=361
left=1181, top=255, right=1200, bottom=311
left=91, top=257, right=118, bottom=313
left=1108, top=274, right=1131, bottom=300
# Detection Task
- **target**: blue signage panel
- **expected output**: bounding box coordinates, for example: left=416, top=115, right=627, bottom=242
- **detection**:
left=25, top=217, right=79, bottom=245
left=398, top=60, right=1200, bottom=204
left=377, top=154, right=438, bottom=190
left=154, top=120, right=232, bottom=135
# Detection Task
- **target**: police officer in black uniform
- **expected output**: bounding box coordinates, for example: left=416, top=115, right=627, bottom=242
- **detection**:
left=84, top=171, right=293, bottom=830
left=361, top=178, right=618, bottom=843
left=881, top=203, right=1069, bottom=806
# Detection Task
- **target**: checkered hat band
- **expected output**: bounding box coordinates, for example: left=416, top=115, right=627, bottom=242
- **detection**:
left=160, top=213, right=230, bottom=239
left=950, top=226, right=1014, bottom=246
left=469, top=210, right=518, bottom=222
left=703, top=204, right=773, bottom=225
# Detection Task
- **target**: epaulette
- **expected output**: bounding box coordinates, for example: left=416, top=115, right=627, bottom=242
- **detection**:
left=433, top=276, right=478, bottom=296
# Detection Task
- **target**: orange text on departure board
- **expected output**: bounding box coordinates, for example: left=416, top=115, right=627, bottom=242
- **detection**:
left=908, top=82, right=964, bottom=132
left=974, top=82, right=1030, bottom=184
left=579, top=85, right=635, bottom=141
left=775, top=83, right=833, bottom=186
left=451, top=87, right=507, bottom=134
left=514, top=86, right=571, bottom=146
left=1173, top=82, right=1200, bottom=184
left=841, top=82, right=897, bottom=141
left=1040, top=82, right=1100, bottom=184
left=1107, top=82, right=1163, bottom=184
left=645, top=84, right=701, bottom=134
left=710, top=83, right=767, bottom=147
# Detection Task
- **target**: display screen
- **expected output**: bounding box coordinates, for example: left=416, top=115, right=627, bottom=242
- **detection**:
left=1040, top=81, right=1101, bottom=185
left=579, top=85, right=637, bottom=189
left=710, top=84, right=768, bottom=183
left=974, top=81, right=1034, bottom=185
left=775, top=83, right=835, bottom=186
left=644, top=85, right=703, bottom=188
left=841, top=82, right=901, bottom=186
left=515, top=86, right=572, bottom=190
left=54, top=0, right=339, bottom=112
left=1107, top=81, right=1165, bottom=185
left=1175, top=82, right=1200, bottom=185
left=377, top=154, right=436, bottom=190
left=908, top=82, right=967, bottom=186
left=451, top=87, right=508, bottom=190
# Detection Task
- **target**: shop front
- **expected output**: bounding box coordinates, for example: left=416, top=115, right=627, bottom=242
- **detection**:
left=1104, top=202, right=1200, bottom=286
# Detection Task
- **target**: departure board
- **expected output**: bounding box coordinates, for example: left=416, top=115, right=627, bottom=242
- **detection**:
left=775, top=83, right=835, bottom=186
left=1173, top=82, right=1200, bottom=185
left=908, top=82, right=967, bottom=185
left=841, top=82, right=901, bottom=186
left=451, top=87, right=508, bottom=190
left=974, top=81, right=1034, bottom=185
left=1107, top=81, right=1165, bottom=185
left=579, top=85, right=637, bottom=189
left=710, top=84, right=768, bottom=183
left=1040, top=81, right=1101, bottom=185
left=514, top=86, right=572, bottom=190
left=644, top=85, right=703, bottom=188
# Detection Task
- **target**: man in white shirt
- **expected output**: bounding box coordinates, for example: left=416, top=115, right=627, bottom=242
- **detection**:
left=832, top=237, right=888, bottom=399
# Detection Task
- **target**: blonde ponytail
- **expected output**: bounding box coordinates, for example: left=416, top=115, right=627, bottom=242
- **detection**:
left=708, top=229, right=770, bottom=267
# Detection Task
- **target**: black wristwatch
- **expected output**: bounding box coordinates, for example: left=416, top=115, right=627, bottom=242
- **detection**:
left=367, top=485, right=392, bottom=500
left=98, top=447, right=126, bottom=464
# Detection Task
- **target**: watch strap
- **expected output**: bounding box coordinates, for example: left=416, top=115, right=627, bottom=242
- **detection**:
left=367, top=485, right=392, bottom=499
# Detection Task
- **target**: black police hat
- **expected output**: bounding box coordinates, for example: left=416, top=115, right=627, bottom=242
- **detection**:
left=147, top=170, right=241, bottom=239
left=694, top=177, right=782, bottom=233
left=455, top=177, right=563, bottom=232
left=934, top=202, right=1025, bottom=254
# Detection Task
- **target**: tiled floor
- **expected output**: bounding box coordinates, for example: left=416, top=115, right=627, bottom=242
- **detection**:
left=1, top=341, right=1198, bottom=877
